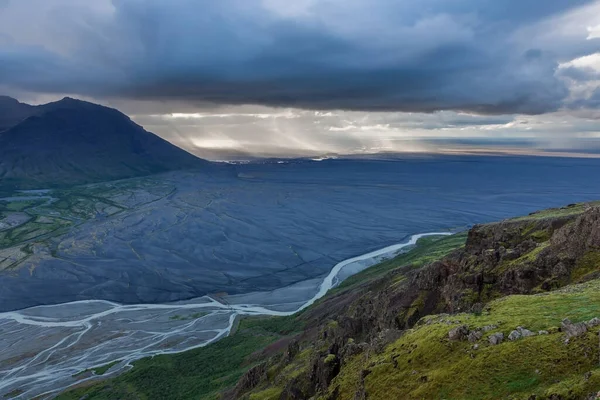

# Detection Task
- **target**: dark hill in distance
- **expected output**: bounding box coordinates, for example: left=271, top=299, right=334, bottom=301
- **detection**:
left=0, top=95, right=36, bottom=132
left=0, top=97, right=212, bottom=189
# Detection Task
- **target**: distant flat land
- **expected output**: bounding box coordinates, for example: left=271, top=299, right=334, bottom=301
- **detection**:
left=2, top=155, right=600, bottom=311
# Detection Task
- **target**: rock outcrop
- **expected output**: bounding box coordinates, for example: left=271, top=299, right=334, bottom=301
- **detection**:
left=230, top=205, right=600, bottom=399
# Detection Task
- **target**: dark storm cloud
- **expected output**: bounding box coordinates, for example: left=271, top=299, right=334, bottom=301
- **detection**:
left=0, top=0, right=598, bottom=114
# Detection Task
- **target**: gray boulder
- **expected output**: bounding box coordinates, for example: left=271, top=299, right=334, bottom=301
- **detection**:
left=517, top=326, right=535, bottom=337
left=482, top=325, right=498, bottom=332
left=561, top=318, right=588, bottom=339
left=468, top=330, right=483, bottom=343
left=587, top=318, right=600, bottom=328
left=448, top=325, right=470, bottom=341
left=489, top=332, right=504, bottom=345
left=508, top=330, right=522, bottom=341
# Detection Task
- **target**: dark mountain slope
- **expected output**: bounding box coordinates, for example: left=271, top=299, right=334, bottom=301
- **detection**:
left=0, top=97, right=211, bottom=188
left=0, top=96, right=36, bottom=132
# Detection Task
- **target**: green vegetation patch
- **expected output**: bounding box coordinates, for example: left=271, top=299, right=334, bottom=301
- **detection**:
left=334, top=233, right=467, bottom=293
left=58, top=315, right=304, bottom=400
left=169, top=312, right=208, bottom=321
left=329, top=278, right=600, bottom=400
left=3, top=389, right=24, bottom=399
left=73, top=361, right=122, bottom=378
left=571, top=250, right=600, bottom=282
left=0, top=199, right=46, bottom=212
left=497, top=242, right=550, bottom=273
left=93, top=360, right=121, bottom=376
left=0, top=216, right=71, bottom=249
left=510, top=202, right=600, bottom=222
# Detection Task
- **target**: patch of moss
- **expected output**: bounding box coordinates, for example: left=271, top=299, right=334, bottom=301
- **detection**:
left=324, top=354, right=337, bottom=364
left=529, top=229, right=551, bottom=243
left=510, top=202, right=600, bottom=222
left=571, top=250, right=600, bottom=282
left=249, top=387, right=283, bottom=400
left=326, top=320, right=339, bottom=329
left=334, top=233, right=467, bottom=293
left=402, top=291, right=429, bottom=325
left=327, top=278, right=600, bottom=400
left=496, top=242, right=549, bottom=273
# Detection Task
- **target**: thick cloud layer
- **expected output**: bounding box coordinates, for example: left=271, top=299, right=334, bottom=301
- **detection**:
left=0, top=0, right=599, bottom=114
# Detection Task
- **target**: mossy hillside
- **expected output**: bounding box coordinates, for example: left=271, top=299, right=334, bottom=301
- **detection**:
left=236, top=207, right=600, bottom=400
left=327, top=279, right=600, bottom=400
left=571, top=251, right=600, bottom=282
left=57, top=316, right=304, bottom=400
left=510, top=202, right=600, bottom=222
left=333, top=233, right=467, bottom=293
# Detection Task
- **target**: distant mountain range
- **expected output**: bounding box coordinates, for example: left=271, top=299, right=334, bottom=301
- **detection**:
left=0, top=96, right=211, bottom=189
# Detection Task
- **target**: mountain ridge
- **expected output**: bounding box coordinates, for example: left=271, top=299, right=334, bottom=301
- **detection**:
left=0, top=96, right=212, bottom=189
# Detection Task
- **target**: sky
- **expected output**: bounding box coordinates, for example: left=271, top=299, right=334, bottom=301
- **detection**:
left=1, top=0, right=600, bottom=159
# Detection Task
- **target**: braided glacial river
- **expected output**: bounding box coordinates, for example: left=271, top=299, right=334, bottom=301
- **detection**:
left=0, top=232, right=449, bottom=399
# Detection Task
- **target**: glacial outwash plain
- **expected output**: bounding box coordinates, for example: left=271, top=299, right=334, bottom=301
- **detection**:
left=2, top=155, right=600, bottom=399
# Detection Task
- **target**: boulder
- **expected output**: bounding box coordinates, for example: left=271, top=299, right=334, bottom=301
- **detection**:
left=517, top=326, right=535, bottom=337
left=482, top=325, right=498, bottom=332
left=508, top=330, right=522, bottom=341
left=587, top=318, right=600, bottom=328
left=489, top=332, right=504, bottom=345
left=448, top=325, right=469, bottom=341
left=561, top=318, right=588, bottom=339
left=468, top=330, right=483, bottom=343
left=286, top=340, right=300, bottom=361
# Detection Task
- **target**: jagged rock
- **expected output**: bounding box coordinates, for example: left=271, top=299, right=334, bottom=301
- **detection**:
left=286, top=340, right=300, bottom=361
left=471, top=303, right=484, bottom=314
left=448, top=325, right=469, bottom=341
left=538, top=330, right=549, bottom=335
left=587, top=318, right=600, bottom=328
left=342, top=342, right=366, bottom=358
left=586, top=391, right=600, bottom=400
left=482, top=325, right=498, bottom=332
left=561, top=318, right=588, bottom=339
left=489, top=332, right=504, bottom=345
left=517, top=327, right=535, bottom=337
left=279, top=378, right=309, bottom=400
left=472, top=344, right=479, bottom=350
left=468, top=330, right=483, bottom=342
left=508, top=330, right=522, bottom=341
left=310, top=353, right=341, bottom=393
left=230, top=363, right=267, bottom=398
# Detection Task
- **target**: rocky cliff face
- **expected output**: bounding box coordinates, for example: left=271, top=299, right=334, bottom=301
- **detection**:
left=229, top=203, right=600, bottom=399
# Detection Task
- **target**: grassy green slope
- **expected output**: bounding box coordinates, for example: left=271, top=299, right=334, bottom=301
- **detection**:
left=331, top=280, right=600, bottom=400
left=333, top=233, right=467, bottom=293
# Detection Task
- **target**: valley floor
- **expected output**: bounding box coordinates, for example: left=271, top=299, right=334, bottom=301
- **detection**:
left=0, top=233, right=447, bottom=399
left=57, top=202, right=600, bottom=400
